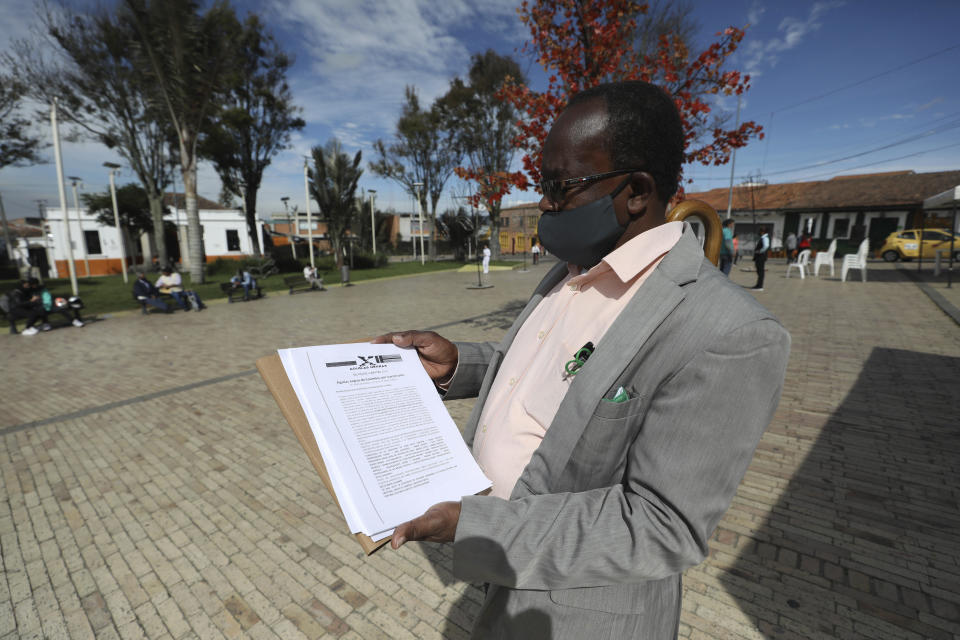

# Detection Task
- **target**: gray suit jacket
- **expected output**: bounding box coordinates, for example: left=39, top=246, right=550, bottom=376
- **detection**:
left=443, top=225, right=790, bottom=639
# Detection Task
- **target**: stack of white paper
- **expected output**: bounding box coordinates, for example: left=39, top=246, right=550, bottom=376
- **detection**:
left=279, top=343, right=491, bottom=541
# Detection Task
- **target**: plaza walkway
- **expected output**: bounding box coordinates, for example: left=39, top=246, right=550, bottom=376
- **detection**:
left=1, top=257, right=958, bottom=639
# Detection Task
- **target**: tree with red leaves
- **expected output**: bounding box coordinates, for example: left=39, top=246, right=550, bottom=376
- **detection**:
left=469, top=0, right=762, bottom=206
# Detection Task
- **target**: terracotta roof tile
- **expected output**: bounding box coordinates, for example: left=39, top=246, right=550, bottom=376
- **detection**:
left=687, top=170, right=960, bottom=212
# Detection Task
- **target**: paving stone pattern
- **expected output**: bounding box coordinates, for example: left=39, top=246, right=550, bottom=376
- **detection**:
left=1, top=259, right=958, bottom=639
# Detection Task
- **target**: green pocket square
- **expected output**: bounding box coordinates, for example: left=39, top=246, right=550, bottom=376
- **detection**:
left=603, top=386, right=629, bottom=403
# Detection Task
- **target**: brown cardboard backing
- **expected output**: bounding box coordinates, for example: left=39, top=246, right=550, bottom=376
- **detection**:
left=255, top=353, right=390, bottom=555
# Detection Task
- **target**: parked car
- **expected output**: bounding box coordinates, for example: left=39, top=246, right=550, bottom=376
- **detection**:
left=879, top=228, right=960, bottom=262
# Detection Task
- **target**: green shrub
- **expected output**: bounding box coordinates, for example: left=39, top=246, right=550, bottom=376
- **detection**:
left=351, top=252, right=388, bottom=269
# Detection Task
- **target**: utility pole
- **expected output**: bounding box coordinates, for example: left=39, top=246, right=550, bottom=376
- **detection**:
left=68, top=176, right=90, bottom=276
left=51, top=100, right=78, bottom=296
left=368, top=189, right=377, bottom=255
left=104, top=162, right=128, bottom=283
left=725, top=94, right=742, bottom=220
left=303, top=159, right=314, bottom=270
left=414, top=182, right=425, bottom=266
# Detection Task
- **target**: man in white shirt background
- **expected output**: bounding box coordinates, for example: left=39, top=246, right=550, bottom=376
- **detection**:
left=752, top=226, right=770, bottom=291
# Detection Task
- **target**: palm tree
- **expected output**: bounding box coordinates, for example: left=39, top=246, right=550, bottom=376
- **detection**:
left=309, top=139, right=362, bottom=270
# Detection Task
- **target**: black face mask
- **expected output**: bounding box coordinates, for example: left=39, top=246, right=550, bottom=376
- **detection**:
left=537, top=176, right=641, bottom=268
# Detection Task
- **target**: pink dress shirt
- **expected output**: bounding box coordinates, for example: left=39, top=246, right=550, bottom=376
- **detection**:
left=473, top=221, right=684, bottom=498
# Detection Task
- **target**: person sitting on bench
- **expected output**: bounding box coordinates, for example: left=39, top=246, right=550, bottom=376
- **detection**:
left=133, top=272, right=169, bottom=314
left=303, top=264, right=324, bottom=290
left=156, top=267, right=205, bottom=311
left=3, top=279, right=44, bottom=335
left=230, top=269, right=257, bottom=301
left=29, top=278, right=84, bottom=328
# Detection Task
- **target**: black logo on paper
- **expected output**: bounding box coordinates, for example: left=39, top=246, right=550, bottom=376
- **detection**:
left=325, top=354, right=402, bottom=369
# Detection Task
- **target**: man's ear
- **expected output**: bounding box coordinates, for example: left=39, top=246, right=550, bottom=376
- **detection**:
left=625, top=172, right=657, bottom=217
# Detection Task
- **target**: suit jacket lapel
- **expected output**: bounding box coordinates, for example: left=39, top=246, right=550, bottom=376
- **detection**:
left=511, top=225, right=705, bottom=498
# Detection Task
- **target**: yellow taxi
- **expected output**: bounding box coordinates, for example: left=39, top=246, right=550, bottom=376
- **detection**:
left=879, top=228, right=960, bottom=262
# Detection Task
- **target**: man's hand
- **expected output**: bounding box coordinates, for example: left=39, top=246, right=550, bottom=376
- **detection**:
left=371, top=330, right=458, bottom=384
left=391, top=501, right=461, bottom=549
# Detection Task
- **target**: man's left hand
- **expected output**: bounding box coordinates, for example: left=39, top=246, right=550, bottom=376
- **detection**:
left=391, top=501, right=461, bottom=549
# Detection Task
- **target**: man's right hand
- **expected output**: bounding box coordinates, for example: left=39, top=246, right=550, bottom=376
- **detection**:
left=371, top=330, right=458, bottom=384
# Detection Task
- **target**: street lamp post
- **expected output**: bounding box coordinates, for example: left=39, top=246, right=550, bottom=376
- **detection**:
left=103, top=162, right=128, bottom=283
left=303, top=159, right=314, bottom=270
left=368, top=189, right=377, bottom=255
left=67, top=176, right=90, bottom=276
left=413, top=182, right=425, bottom=266
left=50, top=99, right=78, bottom=296
left=281, top=196, right=296, bottom=260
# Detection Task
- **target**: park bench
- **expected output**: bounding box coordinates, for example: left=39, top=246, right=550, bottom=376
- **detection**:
left=284, top=273, right=327, bottom=294
left=220, top=281, right=264, bottom=303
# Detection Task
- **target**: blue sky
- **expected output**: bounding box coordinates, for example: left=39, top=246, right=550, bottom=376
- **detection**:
left=1, top=0, right=958, bottom=221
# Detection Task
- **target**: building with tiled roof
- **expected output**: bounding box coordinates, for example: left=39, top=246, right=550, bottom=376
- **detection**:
left=687, top=170, right=960, bottom=253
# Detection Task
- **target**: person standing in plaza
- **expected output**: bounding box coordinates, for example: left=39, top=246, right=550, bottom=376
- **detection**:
left=531, top=240, right=541, bottom=265
left=376, top=81, right=790, bottom=639
left=719, top=218, right=735, bottom=275
left=482, top=243, right=491, bottom=275
left=786, top=231, right=797, bottom=262
left=752, top=226, right=770, bottom=291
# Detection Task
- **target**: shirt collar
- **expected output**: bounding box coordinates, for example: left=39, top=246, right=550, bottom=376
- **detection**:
left=567, top=220, right=684, bottom=284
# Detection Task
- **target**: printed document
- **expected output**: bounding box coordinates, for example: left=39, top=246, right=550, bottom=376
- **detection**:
left=279, top=343, right=490, bottom=540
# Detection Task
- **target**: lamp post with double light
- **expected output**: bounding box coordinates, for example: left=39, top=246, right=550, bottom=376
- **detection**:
left=103, top=162, right=128, bottom=282
left=281, top=196, right=296, bottom=260
left=67, top=176, right=91, bottom=276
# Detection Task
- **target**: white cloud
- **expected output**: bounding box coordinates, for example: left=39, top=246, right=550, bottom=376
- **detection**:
left=747, top=1, right=765, bottom=27
left=266, top=0, right=523, bottom=137
left=743, top=1, right=844, bottom=76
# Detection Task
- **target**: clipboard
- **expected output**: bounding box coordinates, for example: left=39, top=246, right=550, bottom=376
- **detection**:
left=256, top=353, right=390, bottom=555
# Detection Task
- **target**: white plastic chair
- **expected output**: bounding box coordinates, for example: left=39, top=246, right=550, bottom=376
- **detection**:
left=786, top=249, right=811, bottom=279
left=841, top=239, right=869, bottom=282
left=812, top=239, right=837, bottom=278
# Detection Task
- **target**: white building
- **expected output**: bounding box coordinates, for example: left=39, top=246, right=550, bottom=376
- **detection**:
left=19, top=194, right=261, bottom=278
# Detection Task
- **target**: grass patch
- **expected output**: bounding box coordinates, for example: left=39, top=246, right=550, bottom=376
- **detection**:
left=1, top=259, right=469, bottom=318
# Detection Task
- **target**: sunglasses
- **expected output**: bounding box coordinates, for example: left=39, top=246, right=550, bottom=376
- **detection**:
left=539, top=168, right=644, bottom=204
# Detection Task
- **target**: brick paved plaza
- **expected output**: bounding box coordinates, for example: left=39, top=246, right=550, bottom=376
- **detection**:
left=2, top=258, right=959, bottom=640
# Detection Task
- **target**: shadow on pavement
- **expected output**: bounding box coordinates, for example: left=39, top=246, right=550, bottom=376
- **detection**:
left=725, top=347, right=960, bottom=639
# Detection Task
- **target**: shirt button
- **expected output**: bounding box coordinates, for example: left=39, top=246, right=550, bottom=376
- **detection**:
left=569, top=284, right=578, bottom=291
left=509, top=377, right=517, bottom=386
left=481, top=424, right=487, bottom=432
left=537, top=330, right=545, bottom=340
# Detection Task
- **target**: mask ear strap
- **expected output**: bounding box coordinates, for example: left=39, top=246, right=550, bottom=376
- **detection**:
left=611, top=174, right=646, bottom=222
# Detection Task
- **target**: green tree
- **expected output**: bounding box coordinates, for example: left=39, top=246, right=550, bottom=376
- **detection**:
left=199, top=14, right=305, bottom=257
left=125, top=0, right=240, bottom=282
left=309, top=139, right=362, bottom=270
left=4, top=5, right=175, bottom=267
left=81, top=182, right=153, bottom=257
left=0, top=72, right=46, bottom=267
left=437, top=207, right=474, bottom=261
left=370, top=86, right=461, bottom=260
left=441, top=50, right=525, bottom=259
left=0, top=73, right=46, bottom=171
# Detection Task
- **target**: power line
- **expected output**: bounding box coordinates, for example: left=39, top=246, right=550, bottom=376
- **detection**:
left=785, top=141, right=960, bottom=182
left=756, top=118, right=960, bottom=178
left=773, top=43, right=960, bottom=114
left=688, top=140, right=960, bottom=187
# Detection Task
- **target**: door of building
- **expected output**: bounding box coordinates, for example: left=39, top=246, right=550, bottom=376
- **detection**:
left=868, top=217, right=899, bottom=251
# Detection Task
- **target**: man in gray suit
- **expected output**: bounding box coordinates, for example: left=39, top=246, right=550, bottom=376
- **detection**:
left=375, top=81, right=790, bottom=639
